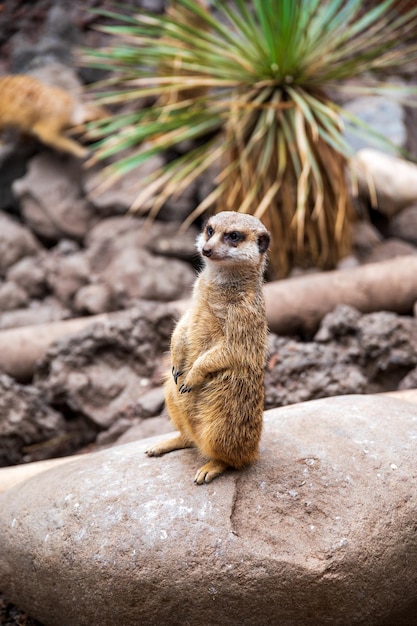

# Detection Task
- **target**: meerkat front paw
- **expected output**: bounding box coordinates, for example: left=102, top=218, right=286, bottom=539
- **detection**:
left=172, top=366, right=183, bottom=384
left=179, top=382, right=193, bottom=394
left=194, top=460, right=229, bottom=484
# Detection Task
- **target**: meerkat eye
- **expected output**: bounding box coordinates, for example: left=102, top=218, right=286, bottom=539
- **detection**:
left=225, top=231, right=245, bottom=245
left=206, top=225, right=214, bottom=238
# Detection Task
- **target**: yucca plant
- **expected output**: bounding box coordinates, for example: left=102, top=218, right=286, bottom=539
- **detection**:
left=84, top=0, right=417, bottom=277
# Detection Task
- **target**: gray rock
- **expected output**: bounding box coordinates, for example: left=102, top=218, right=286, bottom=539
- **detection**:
left=1, top=395, right=417, bottom=625
left=101, top=245, right=195, bottom=303
left=351, top=220, right=383, bottom=260
left=360, top=238, right=417, bottom=265
left=0, top=281, right=28, bottom=311
left=116, top=414, right=173, bottom=444
left=44, top=251, right=91, bottom=307
left=147, top=227, right=199, bottom=262
left=266, top=305, right=417, bottom=406
left=34, top=305, right=173, bottom=430
left=6, top=255, right=47, bottom=299
left=135, top=386, right=165, bottom=417
left=343, top=96, right=405, bottom=155
left=86, top=218, right=196, bottom=303
left=0, top=298, right=71, bottom=331
left=73, top=283, right=113, bottom=315
left=86, top=215, right=198, bottom=262
left=353, top=149, right=417, bottom=217
left=265, top=336, right=367, bottom=408
left=96, top=414, right=173, bottom=448
left=399, top=366, right=417, bottom=390
left=83, top=149, right=165, bottom=215
left=0, top=373, right=67, bottom=466
left=13, top=153, right=97, bottom=242
left=0, top=212, right=41, bottom=277
left=26, top=62, right=83, bottom=95
left=388, top=204, right=417, bottom=246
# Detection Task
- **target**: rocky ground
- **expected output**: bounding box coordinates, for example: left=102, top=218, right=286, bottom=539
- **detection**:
left=2, top=1, right=417, bottom=624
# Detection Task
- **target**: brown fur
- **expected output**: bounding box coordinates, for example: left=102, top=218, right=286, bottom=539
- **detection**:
left=146, top=211, right=270, bottom=484
left=0, top=75, right=106, bottom=157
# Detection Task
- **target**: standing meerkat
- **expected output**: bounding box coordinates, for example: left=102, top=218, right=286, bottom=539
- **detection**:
left=0, top=75, right=106, bottom=158
left=146, top=211, right=270, bottom=484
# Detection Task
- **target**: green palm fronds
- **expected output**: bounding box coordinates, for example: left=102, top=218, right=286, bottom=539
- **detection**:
left=83, top=0, right=417, bottom=276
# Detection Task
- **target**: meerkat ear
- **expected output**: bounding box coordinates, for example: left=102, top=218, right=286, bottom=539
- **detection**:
left=257, top=232, right=270, bottom=254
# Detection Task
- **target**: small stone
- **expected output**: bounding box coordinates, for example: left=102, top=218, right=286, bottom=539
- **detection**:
left=74, top=283, right=113, bottom=315
left=136, top=387, right=165, bottom=417
left=0, top=281, right=28, bottom=311
left=361, top=238, right=417, bottom=265
left=6, top=256, right=47, bottom=298
left=0, top=212, right=41, bottom=277
left=388, top=204, right=417, bottom=246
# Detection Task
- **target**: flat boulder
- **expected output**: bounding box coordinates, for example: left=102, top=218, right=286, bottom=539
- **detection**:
left=1, top=394, right=417, bottom=626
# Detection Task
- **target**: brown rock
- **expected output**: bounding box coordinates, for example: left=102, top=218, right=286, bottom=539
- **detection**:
left=1, top=395, right=417, bottom=626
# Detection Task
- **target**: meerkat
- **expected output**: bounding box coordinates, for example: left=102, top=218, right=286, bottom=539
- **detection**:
left=0, top=75, right=106, bottom=158
left=146, top=211, right=270, bottom=484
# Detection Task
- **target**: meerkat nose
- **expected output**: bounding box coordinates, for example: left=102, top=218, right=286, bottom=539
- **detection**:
left=202, top=247, right=213, bottom=257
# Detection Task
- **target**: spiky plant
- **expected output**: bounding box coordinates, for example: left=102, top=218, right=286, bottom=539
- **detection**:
left=84, top=0, right=417, bottom=277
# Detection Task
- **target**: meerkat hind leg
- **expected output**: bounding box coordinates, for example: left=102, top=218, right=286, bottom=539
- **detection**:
left=194, top=460, right=229, bottom=485
left=145, top=433, right=194, bottom=457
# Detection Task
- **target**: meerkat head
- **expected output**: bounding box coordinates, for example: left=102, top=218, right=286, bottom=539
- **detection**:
left=196, top=211, right=270, bottom=273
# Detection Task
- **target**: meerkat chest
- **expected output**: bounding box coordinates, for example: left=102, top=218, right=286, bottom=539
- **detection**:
left=186, top=299, right=224, bottom=356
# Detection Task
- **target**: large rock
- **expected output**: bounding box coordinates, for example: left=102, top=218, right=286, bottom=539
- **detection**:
left=0, top=373, right=82, bottom=466
left=1, top=395, right=417, bottom=626
left=265, top=305, right=417, bottom=407
left=353, top=149, right=417, bottom=217
left=34, top=305, right=173, bottom=429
